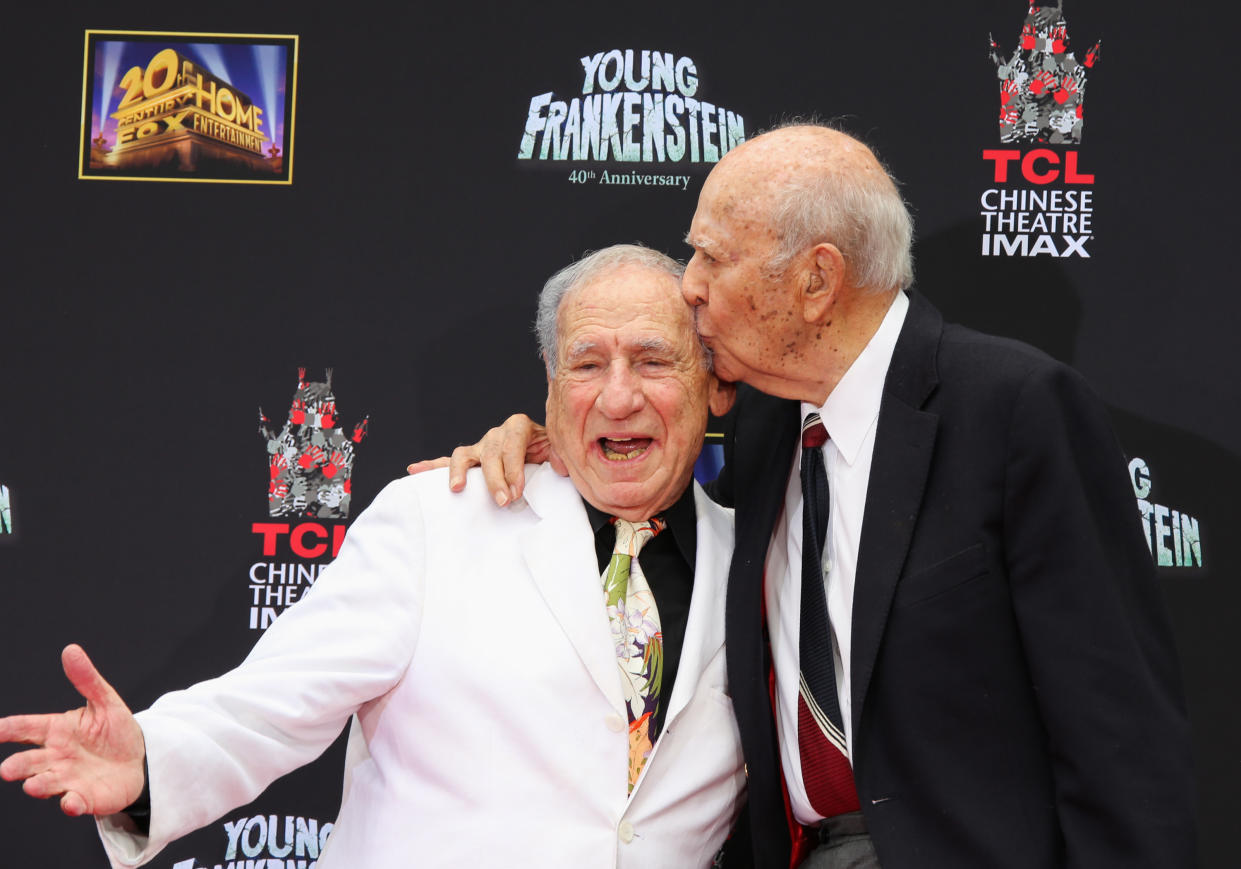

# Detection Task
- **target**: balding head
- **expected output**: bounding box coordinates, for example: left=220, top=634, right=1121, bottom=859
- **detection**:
left=705, top=124, right=913, bottom=293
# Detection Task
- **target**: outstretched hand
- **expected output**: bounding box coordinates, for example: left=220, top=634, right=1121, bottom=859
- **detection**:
left=0, top=644, right=145, bottom=817
left=406, top=414, right=560, bottom=506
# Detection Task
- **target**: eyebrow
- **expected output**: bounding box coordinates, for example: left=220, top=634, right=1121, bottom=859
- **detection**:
left=565, top=340, right=598, bottom=360
left=684, top=230, right=711, bottom=249
left=685, top=231, right=724, bottom=258
left=567, top=337, right=678, bottom=360
left=633, top=336, right=676, bottom=355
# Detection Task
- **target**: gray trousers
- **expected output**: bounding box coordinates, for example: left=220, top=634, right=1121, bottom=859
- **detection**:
left=799, top=811, right=881, bottom=869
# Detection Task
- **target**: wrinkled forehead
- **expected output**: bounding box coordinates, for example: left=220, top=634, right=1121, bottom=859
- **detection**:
left=693, top=170, right=782, bottom=258
left=558, top=265, right=694, bottom=340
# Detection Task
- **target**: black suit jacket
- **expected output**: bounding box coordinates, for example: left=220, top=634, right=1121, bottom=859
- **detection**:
left=713, top=292, right=1195, bottom=868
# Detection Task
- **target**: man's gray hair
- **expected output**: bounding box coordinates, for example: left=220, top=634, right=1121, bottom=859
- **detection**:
left=764, top=123, right=915, bottom=292
left=535, top=244, right=687, bottom=374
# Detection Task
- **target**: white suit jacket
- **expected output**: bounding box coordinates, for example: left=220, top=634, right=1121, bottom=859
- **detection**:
left=98, top=465, right=744, bottom=868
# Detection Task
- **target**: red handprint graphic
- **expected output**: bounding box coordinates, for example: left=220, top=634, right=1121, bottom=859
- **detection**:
left=1029, top=69, right=1057, bottom=96
left=1054, top=75, right=1079, bottom=105
left=298, top=445, right=327, bottom=471
left=322, top=450, right=347, bottom=480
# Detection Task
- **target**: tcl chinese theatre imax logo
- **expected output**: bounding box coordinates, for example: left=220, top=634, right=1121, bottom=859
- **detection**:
left=248, top=369, right=368, bottom=631
left=981, top=3, right=1101, bottom=258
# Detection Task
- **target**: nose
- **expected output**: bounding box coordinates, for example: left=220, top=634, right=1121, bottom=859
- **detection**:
left=597, top=362, right=646, bottom=419
left=682, top=257, right=708, bottom=307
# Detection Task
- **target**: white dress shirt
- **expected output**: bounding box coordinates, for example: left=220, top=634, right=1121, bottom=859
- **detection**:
left=765, top=290, right=908, bottom=824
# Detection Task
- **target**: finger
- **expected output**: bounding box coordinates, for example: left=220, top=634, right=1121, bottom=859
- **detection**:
left=447, top=445, right=482, bottom=494
left=476, top=434, right=511, bottom=506
left=405, top=457, right=449, bottom=476
left=61, top=644, right=121, bottom=710
left=0, top=713, right=53, bottom=747
left=526, top=425, right=553, bottom=466
left=22, top=769, right=66, bottom=800
left=1, top=747, right=51, bottom=781
left=498, top=425, right=535, bottom=504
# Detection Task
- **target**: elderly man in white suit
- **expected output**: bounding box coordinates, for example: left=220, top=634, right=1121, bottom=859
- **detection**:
left=0, top=244, right=743, bottom=868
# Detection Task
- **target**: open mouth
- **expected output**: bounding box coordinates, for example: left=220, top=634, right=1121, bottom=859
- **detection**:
left=600, top=437, right=652, bottom=461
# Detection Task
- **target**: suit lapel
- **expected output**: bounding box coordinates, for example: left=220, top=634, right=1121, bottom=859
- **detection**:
left=662, top=484, right=732, bottom=726
left=735, top=388, right=801, bottom=559
left=850, top=292, right=942, bottom=737
left=521, top=466, right=626, bottom=716
left=730, top=389, right=799, bottom=628
left=726, top=390, right=798, bottom=681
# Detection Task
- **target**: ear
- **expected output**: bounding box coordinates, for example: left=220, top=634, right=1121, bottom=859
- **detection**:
left=801, top=242, right=845, bottom=324
left=707, top=375, right=737, bottom=417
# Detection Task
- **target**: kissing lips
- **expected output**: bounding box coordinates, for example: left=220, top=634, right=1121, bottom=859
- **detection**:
left=600, top=437, right=652, bottom=461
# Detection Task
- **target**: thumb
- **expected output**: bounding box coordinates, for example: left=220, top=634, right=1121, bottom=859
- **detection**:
left=61, top=644, right=122, bottom=710
left=60, top=790, right=89, bottom=817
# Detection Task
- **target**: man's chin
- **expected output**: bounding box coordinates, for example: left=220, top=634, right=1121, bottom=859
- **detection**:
left=711, top=358, right=744, bottom=385
left=580, top=477, right=671, bottom=520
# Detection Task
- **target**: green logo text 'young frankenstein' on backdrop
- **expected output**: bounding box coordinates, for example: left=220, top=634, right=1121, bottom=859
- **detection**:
left=518, top=49, right=745, bottom=166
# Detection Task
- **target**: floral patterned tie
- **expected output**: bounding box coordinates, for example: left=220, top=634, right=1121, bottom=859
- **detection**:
left=602, top=516, right=666, bottom=793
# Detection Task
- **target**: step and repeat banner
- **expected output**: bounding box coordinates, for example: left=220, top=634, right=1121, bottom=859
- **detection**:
left=1, top=2, right=1236, bottom=866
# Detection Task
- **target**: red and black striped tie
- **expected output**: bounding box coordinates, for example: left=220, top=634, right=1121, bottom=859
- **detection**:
left=797, top=412, right=860, bottom=818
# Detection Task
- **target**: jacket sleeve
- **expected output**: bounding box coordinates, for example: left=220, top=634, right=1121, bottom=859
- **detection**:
left=1002, top=362, right=1196, bottom=868
left=97, top=478, right=429, bottom=868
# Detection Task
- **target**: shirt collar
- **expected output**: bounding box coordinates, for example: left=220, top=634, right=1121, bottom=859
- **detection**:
left=802, top=290, right=909, bottom=466
left=582, top=483, right=697, bottom=568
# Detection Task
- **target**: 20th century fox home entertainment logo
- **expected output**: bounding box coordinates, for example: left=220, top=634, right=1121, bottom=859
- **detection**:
left=981, top=3, right=1101, bottom=258
left=81, top=32, right=296, bottom=183
left=518, top=49, right=745, bottom=188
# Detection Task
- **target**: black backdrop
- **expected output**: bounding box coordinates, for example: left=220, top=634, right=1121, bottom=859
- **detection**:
left=2, top=2, right=1237, bottom=866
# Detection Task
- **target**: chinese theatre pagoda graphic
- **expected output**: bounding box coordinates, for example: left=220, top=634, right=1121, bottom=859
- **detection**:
left=260, top=369, right=369, bottom=520
left=989, top=3, right=1101, bottom=144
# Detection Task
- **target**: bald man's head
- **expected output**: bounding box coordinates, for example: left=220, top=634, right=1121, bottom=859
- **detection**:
left=705, top=125, right=913, bottom=294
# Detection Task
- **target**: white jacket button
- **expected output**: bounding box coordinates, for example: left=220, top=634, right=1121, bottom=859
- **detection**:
left=618, top=821, right=635, bottom=843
